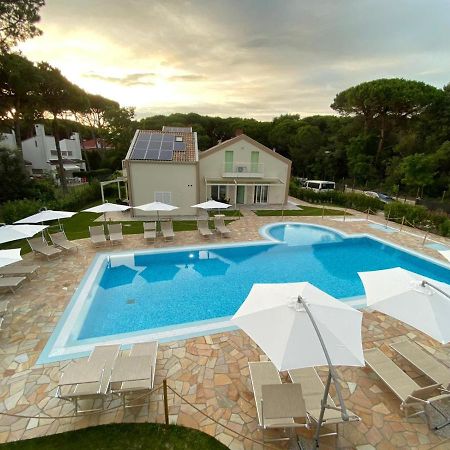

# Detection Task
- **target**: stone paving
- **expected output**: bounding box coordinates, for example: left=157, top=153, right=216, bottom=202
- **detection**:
left=0, top=210, right=450, bottom=449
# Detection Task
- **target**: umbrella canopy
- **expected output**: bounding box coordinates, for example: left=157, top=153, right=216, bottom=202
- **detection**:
left=232, top=282, right=364, bottom=371
left=359, top=267, right=450, bottom=344
left=133, top=201, right=178, bottom=212
left=0, top=224, right=48, bottom=244
left=0, top=248, right=22, bottom=269
left=83, top=203, right=130, bottom=214
left=191, top=200, right=231, bottom=210
left=14, top=209, right=76, bottom=224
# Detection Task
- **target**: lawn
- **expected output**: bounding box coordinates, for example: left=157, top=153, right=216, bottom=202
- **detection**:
left=254, top=206, right=348, bottom=216
left=0, top=423, right=228, bottom=450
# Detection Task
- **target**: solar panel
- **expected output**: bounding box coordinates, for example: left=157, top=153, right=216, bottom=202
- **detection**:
left=150, top=133, right=163, bottom=141
left=162, top=134, right=175, bottom=142
left=146, top=149, right=160, bottom=160
left=174, top=142, right=186, bottom=151
left=148, top=143, right=161, bottom=151
left=161, top=141, right=173, bottom=150
left=132, top=150, right=146, bottom=159
left=159, top=150, right=173, bottom=161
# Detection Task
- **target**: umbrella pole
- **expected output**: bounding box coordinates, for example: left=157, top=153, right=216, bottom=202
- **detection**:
left=297, top=296, right=349, bottom=448
left=422, top=280, right=450, bottom=299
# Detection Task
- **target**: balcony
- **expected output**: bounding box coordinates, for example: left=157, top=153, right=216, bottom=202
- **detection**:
left=222, top=162, right=264, bottom=178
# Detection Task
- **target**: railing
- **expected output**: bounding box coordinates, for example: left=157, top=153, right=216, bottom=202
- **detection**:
left=222, top=162, right=264, bottom=177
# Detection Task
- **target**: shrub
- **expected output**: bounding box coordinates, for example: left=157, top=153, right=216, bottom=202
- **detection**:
left=1, top=198, right=42, bottom=224
left=73, top=169, right=112, bottom=181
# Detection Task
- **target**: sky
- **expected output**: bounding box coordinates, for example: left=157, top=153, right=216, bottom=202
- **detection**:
left=17, top=0, right=450, bottom=121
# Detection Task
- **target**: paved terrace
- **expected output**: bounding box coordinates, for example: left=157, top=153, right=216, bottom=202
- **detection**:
left=1, top=212, right=450, bottom=449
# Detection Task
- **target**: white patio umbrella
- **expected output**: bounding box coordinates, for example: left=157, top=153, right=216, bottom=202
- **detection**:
left=191, top=200, right=231, bottom=210
left=0, top=248, right=22, bottom=268
left=0, top=224, right=48, bottom=245
left=359, top=267, right=450, bottom=344
left=133, top=201, right=179, bottom=229
left=232, top=282, right=364, bottom=446
left=82, top=202, right=130, bottom=224
left=14, top=209, right=76, bottom=231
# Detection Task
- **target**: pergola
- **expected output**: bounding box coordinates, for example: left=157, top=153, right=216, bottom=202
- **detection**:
left=100, top=177, right=128, bottom=203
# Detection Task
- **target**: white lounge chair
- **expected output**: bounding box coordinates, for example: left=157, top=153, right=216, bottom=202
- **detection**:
left=197, top=219, right=213, bottom=238
left=50, top=231, right=78, bottom=252
left=0, top=264, right=39, bottom=279
left=89, top=225, right=107, bottom=247
left=0, top=276, right=27, bottom=294
left=214, top=216, right=231, bottom=238
left=27, top=236, right=62, bottom=260
left=57, top=344, right=120, bottom=415
left=143, top=222, right=157, bottom=242
left=108, top=223, right=123, bottom=245
left=161, top=220, right=174, bottom=241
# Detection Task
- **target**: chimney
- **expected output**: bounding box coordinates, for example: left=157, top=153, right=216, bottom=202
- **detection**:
left=235, top=128, right=243, bottom=137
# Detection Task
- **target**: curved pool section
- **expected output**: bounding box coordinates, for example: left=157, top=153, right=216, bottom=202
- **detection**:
left=38, top=222, right=450, bottom=363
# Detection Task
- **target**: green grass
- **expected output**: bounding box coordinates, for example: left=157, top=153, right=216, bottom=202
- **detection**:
left=0, top=423, right=228, bottom=450
left=254, top=206, right=348, bottom=216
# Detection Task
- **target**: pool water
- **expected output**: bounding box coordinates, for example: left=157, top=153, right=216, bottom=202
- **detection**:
left=39, top=223, right=450, bottom=362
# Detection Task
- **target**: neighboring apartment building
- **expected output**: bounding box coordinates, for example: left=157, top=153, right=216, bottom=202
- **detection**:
left=21, top=124, right=86, bottom=178
left=123, top=127, right=291, bottom=216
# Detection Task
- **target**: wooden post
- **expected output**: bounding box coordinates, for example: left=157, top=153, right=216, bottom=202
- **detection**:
left=422, top=229, right=430, bottom=247
left=366, top=208, right=369, bottom=221
left=343, top=209, right=346, bottom=222
left=163, top=379, right=169, bottom=425
left=400, top=216, right=405, bottom=231
left=385, top=210, right=390, bottom=228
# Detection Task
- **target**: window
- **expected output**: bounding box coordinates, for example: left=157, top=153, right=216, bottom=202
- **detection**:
left=67, top=151, right=73, bottom=156
left=175, top=136, right=183, bottom=142
left=154, top=191, right=172, bottom=204
left=251, top=151, right=259, bottom=172
left=50, top=150, right=57, bottom=156
left=224, top=151, right=233, bottom=172
left=211, top=185, right=227, bottom=201
left=254, top=185, right=268, bottom=203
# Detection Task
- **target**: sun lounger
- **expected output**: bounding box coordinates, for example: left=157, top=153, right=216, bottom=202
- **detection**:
left=197, top=219, right=213, bottom=238
left=249, top=361, right=307, bottom=444
left=0, top=300, right=9, bottom=329
left=143, top=222, right=157, bottom=242
left=161, top=220, right=174, bottom=241
left=288, top=367, right=360, bottom=437
left=108, top=224, right=123, bottom=245
left=364, top=348, right=442, bottom=417
left=0, top=276, right=26, bottom=294
left=57, top=344, right=120, bottom=415
left=214, top=216, right=231, bottom=238
left=0, top=264, right=39, bottom=279
left=27, top=236, right=62, bottom=260
left=50, top=231, right=78, bottom=252
left=390, top=340, right=450, bottom=391
left=110, top=340, right=158, bottom=408
left=89, top=225, right=107, bottom=247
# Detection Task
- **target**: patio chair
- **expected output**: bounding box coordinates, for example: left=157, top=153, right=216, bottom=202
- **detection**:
left=143, top=222, right=157, bottom=242
left=27, top=236, right=62, bottom=260
left=0, top=264, right=39, bottom=279
left=110, top=340, right=158, bottom=409
left=57, top=344, right=120, bottom=415
left=288, top=367, right=360, bottom=437
left=0, top=276, right=27, bottom=294
left=197, top=219, right=213, bottom=238
left=390, top=340, right=450, bottom=391
left=161, top=220, right=174, bottom=241
left=214, top=216, right=231, bottom=238
left=249, top=361, right=307, bottom=444
left=108, top=223, right=123, bottom=245
left=89, top=225, right=107, bottom=247
left=364, top=348, right=442, bottom=417
left=49, top=231, right=78, bottom=252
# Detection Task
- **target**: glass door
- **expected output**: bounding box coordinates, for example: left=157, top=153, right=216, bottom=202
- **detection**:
left=225, top=151, right=234, bottom=172
left=253, top=185, right=268, bottom=203
left=236, top=185, right=245, bottom=204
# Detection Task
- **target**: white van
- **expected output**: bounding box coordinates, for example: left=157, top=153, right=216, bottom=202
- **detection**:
left=304, top=180, right=335, bottom=192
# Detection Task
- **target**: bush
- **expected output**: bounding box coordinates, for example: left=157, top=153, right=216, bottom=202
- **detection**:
left=1, top=199, right=43, bottom=224
left=73, top=168, right=112, bottom=181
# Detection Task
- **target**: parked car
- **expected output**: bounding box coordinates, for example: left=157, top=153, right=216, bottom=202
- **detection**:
left=304, top=180, right=335, bottom=192
left=363, top=191, right=394, bottom=203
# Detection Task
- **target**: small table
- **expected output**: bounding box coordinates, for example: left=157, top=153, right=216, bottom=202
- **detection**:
left=110, top=355, right=151, bottom=385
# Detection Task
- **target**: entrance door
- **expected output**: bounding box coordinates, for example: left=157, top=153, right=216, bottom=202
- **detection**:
left=253, top=185, right=268, bottom=203
left=236, top=185, right=245, bottom=204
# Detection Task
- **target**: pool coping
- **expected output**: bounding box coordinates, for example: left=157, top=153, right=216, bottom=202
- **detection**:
left=37, top=222, right=450, bottom=364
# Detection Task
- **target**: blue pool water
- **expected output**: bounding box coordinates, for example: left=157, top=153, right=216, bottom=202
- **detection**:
left=78, top=223, right=450, bottom=340
left=38, top=223, right=450, bottom=363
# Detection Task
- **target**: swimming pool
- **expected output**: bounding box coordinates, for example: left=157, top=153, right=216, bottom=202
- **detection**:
left=38, top=223, right=450, bottom=363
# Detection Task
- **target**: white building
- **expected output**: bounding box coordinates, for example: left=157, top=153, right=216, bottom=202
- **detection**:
left=123, top=128, right=291, bottom=216
left=21, top=124, right=86, bottom=179
left=0, top=130, right=17, bottom=150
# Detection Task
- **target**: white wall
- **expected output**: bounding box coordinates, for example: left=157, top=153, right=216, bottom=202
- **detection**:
left=0, top=131, right=17, bottom=150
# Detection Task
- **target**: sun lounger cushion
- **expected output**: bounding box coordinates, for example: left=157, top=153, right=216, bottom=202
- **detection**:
left=0, top=264, right=39, bottom=278
left=0, top=276, right=26, bottom=293
left=28, top=237, right=62, bottom=258
left=50, top=232, right=78, bottom=251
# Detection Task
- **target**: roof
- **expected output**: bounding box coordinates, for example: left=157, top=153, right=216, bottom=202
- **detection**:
left=125, top=129, right=198, bottom=163
left=200, top=134, right=291, bottom=165
left=82, top=138, right=112, bottom=150
left=48, top=159, right=83, bottom=165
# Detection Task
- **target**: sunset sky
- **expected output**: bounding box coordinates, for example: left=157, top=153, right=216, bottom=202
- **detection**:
left=17, top=0, right=450, bottom=120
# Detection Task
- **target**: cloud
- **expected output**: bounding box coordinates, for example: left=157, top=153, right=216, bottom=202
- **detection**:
left=83, top=72, right=156, bottom=86
left=168, top=74, right=206, bottom=82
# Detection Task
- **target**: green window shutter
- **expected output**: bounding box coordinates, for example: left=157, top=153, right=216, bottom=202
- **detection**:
left=251, top=151, right=259, bottom=172
left=225, top=151, right=233, bottom=172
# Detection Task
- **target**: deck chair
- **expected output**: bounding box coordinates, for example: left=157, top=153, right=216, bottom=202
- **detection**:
left=110, top=340, right=158, bottom=409
left=27, top=236, right=62, bottom=260
left=288, top=367, right=360, bottom=438
left=0, top=264, right=39, bottom=279
left=214, top=216, right=231, bottom=238
left=89, top=225, right=107, bottom=247
left=143, top=222, right=157, bottom=242
left=0, top=300, right=9, bottom=317
left=364, top=348, right=442, bottom=417
left=108, top=224, right=123, bottom=245
left=161, top=220, right=174, bottom=241
left=390, top=340, right=450, bottom=391
left=249, top=361, right=307, bottom=444
left=197, top=219, right=213, bottom=238
left=0, top=276, right=27, bottom=294
left=50, top=231, right=78, bottom=252
left=57, top=344, right=120, bottom=415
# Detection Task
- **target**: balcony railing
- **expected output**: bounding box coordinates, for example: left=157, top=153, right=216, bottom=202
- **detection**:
left=222, top=162, right=264, bottom=177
